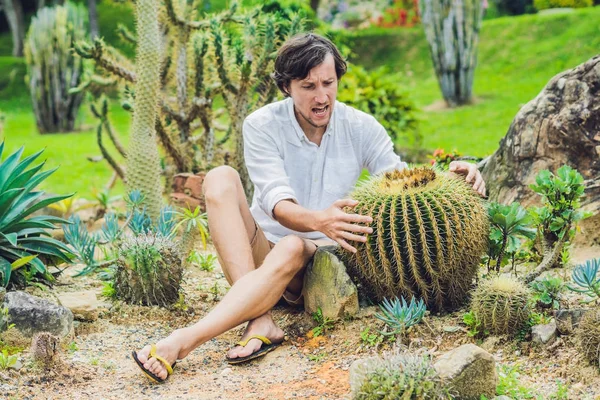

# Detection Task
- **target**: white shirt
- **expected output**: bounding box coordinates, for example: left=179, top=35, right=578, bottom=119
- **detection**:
left=243, top=97, right=408, bottom=243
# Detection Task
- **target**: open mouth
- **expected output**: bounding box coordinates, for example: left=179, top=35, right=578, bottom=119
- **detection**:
left=312, top=105, right=329, bottom=117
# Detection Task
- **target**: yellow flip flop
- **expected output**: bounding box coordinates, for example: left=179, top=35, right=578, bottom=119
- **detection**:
left=225, top=335, right=282, bottom=365
left=131, top=344, right=176, bottom=383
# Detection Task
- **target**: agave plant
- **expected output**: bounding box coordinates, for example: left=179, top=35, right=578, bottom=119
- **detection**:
left=568, top=258, right=600, bottom=302
left=0, top=143, right=74, bottom=287
left=375, top=296, right=426, bottom=336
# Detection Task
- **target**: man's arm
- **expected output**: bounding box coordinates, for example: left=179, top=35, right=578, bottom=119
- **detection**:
left=273, top=199, right=373, bottom=253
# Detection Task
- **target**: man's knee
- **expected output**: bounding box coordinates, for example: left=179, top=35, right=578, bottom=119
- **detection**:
left=203, top=166, right=240, bottom=203
left=273, top=235, right=310, bottom=276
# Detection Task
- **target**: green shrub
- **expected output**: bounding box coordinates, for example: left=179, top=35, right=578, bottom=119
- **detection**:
left=495, top=0, right=535, bottom=15
left=337, top=64, right=421, bottom=162
left=25, top=2, right=89, bottom=133
left=534, top=0, right=593, bottom=10
left=349, top=351, right=451, bottom=399
left=0, top=143, right=74, bottom=288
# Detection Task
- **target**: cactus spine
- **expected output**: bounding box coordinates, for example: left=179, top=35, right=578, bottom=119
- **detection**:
left=341, top=167, right=489, bottom=311
left=470, top=276, right=531, bottom=335
left=25, top=3, right=87, bottom=133
left=126, top=0, right=164, bottom=220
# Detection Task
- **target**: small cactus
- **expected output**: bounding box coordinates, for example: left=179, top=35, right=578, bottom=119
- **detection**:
left=31, top=332, right=60, bottom=368
left=349, top=351, right=451, bottom=399
left=340, top=167, right=489, bottom=311
left=114, top=233, right=184, bottom=306
left=470, top=276, right=531, bottom=336
left=576, top=310, right=600, bottom=367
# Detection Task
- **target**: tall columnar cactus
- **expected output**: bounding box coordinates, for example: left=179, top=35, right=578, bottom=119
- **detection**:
left=25, top=3, right=88, bottom=133
left=471, top=276, right=531, bottom=336
left=74, top=1, right=305, bottom=201
left=419, top=0, right=484, bottom=107
left=341, top=167, right=489, bottom=311
left=126, top=0, right=164, bottom=220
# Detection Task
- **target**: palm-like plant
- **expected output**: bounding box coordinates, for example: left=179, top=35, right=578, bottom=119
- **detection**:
left=0, top=143, right=74, bottom=287
left=488, top=202, right=537, bottom=273
left=174, top=206, right=209, bottom=257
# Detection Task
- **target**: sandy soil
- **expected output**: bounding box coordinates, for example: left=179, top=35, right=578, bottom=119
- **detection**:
left=1, top=245, right=599, bottom=400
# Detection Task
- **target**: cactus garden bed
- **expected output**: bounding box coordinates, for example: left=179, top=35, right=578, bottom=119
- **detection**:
left=1, top=242, right=599, bottom=400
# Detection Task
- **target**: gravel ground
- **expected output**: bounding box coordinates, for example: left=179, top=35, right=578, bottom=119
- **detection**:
left=1, top=245, right=599, bottom=400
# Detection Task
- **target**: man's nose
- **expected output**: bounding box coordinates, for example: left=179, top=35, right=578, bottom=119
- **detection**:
left=314, top=86, right=328, bottom=104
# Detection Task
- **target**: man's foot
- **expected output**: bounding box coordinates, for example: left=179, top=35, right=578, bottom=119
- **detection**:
left=134, top=329, right=190, bottom=381
left=226, top=313, right=284, bottom=361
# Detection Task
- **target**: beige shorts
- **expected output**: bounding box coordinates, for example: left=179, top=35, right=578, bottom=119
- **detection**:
left=249, top=223, right=333, bottom=307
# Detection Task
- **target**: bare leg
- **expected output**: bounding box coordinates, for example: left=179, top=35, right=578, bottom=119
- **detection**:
left=135, top=167, right=315, bottom=380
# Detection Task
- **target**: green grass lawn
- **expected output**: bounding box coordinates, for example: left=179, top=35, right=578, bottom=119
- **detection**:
left=1, top=6, right=599, bottom=196
left=349, top=7, right=600, bottom=157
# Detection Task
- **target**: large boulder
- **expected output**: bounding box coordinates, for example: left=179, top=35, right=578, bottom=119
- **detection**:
left=1, top=291, right=73, bottom=338
left=303, top=246, right=359, bottom=320
left=434, top=344, right=497, bottom=400
left=481, top=55, right=600, bottom=245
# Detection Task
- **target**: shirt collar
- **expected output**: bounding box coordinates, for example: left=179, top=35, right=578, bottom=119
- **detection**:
left=286, top=97, right=336, bottom=144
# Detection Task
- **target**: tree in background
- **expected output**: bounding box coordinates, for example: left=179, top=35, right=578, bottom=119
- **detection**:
left=1, top=0, right=25, bottom=56
left=419, top=0, right=484, bottom=107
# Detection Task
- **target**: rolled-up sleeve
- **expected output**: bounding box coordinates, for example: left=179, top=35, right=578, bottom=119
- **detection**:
left=243, top=118, right=298, bottom=219
left=363, top=117, right=408, bottom=175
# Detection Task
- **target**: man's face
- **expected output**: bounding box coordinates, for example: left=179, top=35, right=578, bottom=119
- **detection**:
left=287, top=53, right=338, bottom=133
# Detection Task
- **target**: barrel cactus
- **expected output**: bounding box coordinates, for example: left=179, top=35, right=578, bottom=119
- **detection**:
left=113, top=232, right=183, bottom=306
left=576, top=310, right=600, bottom=367
left=349, top=351, right=451, bottom=399
left=471, top=276, right=531, bottom=336
left=25, top=3, right=88, bottom=133
left=340, top=167, right=488, bottom=311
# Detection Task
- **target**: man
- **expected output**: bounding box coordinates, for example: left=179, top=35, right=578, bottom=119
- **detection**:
left=133, top=33, right=485, bottom=382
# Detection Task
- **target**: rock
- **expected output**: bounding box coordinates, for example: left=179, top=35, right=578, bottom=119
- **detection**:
left=31, top=332, right=60, bottom=368
left=2, top=291, right=73, bottom=338
left=0, top=287, right=5, bottom=303
left=532, top=321, right=557, bottom=344
left=220, top=368, right=232, bottom=376
left=57, top=291, right=100, bottom=321
left=434, top=344, right=497, bottom=400
left=554, top=308, right=591, bottom=335
left=303, top=246, right=359, bottom=320
left=481, top=54, right=600, bottom=247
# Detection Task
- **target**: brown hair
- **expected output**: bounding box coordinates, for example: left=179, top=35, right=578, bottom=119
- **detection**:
left=273, top=33, right=347, bottom=97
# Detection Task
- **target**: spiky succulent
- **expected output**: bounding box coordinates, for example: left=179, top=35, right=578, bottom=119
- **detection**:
left=576, top=310, right=600, bottom=367
left=471, top=276, right=531, bottom=336
left=113, top=232, right=183, bottom=306
left=568, top=258, right=600, bottom=301
left=375, top=296, right=426, bottom=336
left=349, top=351, right=451, bottom=400
left=340, top=167, right=489, bottom=311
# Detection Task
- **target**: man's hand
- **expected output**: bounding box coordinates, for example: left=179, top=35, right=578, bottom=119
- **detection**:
left=449, top=161, right=486, bottom=197
left=315, top=199, right=373, bottom=253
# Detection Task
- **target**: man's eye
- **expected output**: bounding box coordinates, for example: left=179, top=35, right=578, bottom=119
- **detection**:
left=302, top=86, right=312, bottom=89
